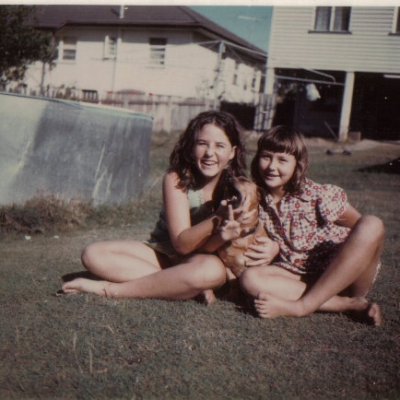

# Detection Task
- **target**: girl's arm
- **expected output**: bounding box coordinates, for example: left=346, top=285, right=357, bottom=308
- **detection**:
left=334, top=205, right=362, bottom=229
left=244, top=237, right=280, bottom=267
left=163, top=172, right=222, bottom=255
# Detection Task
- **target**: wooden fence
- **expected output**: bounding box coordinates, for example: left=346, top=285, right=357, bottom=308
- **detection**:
left=10, top=84, right=271, bottom=132
left=102, top=93, right=214, bottom=133
left=101, top=92, right=272, bottom=133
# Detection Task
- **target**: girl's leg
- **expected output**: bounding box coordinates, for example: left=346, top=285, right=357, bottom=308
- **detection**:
left=240, top=265, right=360, bottom=311
left=81, top=240, right=167, bottom=282
left=62, top=240, right=165, bottom=295
left=242, top=216, right=384, bottom=324
left=241, top=265, right=304, bottom=299
left=63, top=253, right=227, bottom=301
left=241, top=264, right=382, bottom=324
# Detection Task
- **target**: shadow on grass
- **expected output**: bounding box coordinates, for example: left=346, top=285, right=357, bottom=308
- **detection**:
left=61, top=270, right=101, bottom=282
left=52, top=270, right=103, bottom=296
left=359, top=157, right=400, bottom=174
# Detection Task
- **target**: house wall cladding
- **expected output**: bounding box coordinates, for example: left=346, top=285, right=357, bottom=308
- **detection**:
left=39, top=27, right=215, bottom=98
left=269, top=7, right=400, bottom=74
left=27, top=26, right=261, bottom=103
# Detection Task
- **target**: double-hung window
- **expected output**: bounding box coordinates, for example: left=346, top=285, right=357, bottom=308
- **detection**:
left=104, top=35, right=117, bottom=59
left=314, top=7, right=351, bottom=32
left=149, top=38, right=167, bottom=67
left=60, top=37, right=77, bottom=61
left=233, top=61, right=239, bottom=85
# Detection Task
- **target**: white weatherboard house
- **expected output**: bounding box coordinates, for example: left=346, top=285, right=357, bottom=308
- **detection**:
left=265, top=6, right=400, bottom=141
left=21, top=5, right=267, bottom=131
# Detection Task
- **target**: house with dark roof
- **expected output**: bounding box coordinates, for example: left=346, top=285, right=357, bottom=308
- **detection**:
left=21, top=5, right=267, bottom=130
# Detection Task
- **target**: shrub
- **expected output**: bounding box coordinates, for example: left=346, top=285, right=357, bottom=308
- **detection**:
left=0, top=194, right=91, bottom=235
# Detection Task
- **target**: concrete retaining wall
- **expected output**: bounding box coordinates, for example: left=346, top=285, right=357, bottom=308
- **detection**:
left=0, top=92, right=153, bottom=205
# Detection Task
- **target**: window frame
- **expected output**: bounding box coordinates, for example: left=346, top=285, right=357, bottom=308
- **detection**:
left=232, top=61, right=239, bottom=85
left=59, top=37, right=78, bottom=61
left=149, top=38, right=167, bottom=68
left=104, top=35, right=118, bottom=59
left=392, top=7, right=400, bottom=33
left=311, top=6, right=351, bottom=33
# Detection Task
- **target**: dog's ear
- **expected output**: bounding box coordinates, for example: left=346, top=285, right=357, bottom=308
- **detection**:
left=212, top=168, right=230, bottom=210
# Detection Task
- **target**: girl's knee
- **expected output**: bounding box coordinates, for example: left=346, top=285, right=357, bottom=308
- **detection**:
left=240, top=267, right=265, bottom=295
left=191, top=255, right=226, bottom=289
left=361, top=215, right=384, bottom=232
left=357, top=215, right=385, bottom=242
left=81, top=242, right=105, bottom=270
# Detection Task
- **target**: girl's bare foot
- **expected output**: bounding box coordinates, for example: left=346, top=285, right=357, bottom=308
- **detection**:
left=201, top=289, right=217, bottom=305
left=366, top=303, right=382, bottom=326
left=62, top=278, right=108, bottom=296
left=254, top=293, right=304, bottom=319
left=255, top=292, right=382, bottom=326
left=330, top=296, right=382, bottom=326
left=346, top=300, right=382, bottom=326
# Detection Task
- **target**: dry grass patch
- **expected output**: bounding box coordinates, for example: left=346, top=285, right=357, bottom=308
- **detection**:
left=0, top=195, right=92, bottom=236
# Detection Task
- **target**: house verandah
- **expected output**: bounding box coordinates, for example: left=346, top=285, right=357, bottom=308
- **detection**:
left=267, top=68, right=400, bottom=142
left=264, top=6, right=400, bottom=142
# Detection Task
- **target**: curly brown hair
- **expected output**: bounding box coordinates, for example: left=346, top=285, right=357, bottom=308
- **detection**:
left=168, top=111, right=247, bottom=189
left=251, top=125, right=308, bottom=195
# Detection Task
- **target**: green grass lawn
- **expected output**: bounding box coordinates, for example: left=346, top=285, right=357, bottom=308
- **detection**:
left=1, top=133, right=400, bottom=400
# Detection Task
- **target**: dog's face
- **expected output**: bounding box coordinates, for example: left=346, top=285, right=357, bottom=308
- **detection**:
left=224, top=176, right=260, bottom=213
left=217, top=175, right=267, bottom=279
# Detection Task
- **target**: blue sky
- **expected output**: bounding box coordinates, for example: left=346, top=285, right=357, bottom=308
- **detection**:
left=190, top=6, right=272, bottom=52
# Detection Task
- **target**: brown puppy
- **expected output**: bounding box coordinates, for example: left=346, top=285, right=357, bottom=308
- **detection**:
left=217, top=176, right=269, bottom=278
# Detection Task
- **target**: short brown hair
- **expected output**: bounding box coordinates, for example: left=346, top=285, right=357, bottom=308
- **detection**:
left=251, top=126, right=308, bottom=194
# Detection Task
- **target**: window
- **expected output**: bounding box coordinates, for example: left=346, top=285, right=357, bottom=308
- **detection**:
left=104, top=35, right=117, bottom=59
left=394, top=7, right=400, bottom=33
left=251, top=71, right=261, bottom=91
left=232, top=61, right=239, bottom=85
left=314, top=7, right=351, bottom=32
left=60, top=37, right=77, bottom=61
left=149, top=38, right=167, bottom=67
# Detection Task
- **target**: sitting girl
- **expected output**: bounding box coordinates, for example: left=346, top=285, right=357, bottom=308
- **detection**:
left=240, top=126, right=383, bottom=325
left=62, top=111, right=248, bottom=304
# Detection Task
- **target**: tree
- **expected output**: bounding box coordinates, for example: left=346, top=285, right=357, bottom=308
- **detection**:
left=0, top=5, right=56, bottom=90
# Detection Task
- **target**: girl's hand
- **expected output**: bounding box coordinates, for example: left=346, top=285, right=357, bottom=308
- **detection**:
left=244, top=237, right=279, bottom=267
left=215, top=199, right=233, bottom=221
left=218, top=204, right=243, bottom=242
left=218, top=202, right=260, bottom=242
left=216, top=196, right=257, bottom=225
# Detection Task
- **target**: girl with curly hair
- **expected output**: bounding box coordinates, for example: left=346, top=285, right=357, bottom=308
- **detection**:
left=62, top=111, right=248, bottom=304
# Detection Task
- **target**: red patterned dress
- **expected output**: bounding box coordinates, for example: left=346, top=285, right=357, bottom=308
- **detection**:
left=260, top=178, right=350, bottom=278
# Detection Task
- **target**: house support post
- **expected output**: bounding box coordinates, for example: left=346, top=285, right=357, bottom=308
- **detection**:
left=111, top=30, right=122, bottom=94
left=339, top=71, right=355, bottom=142
left=264, top=66, right=275, bottom=130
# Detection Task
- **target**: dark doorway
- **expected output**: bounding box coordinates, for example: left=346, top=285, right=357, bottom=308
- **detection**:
left=272, top=80, right=343, bottom=138
left=220, top=102, right=256, bottom=130
left=351, top=73, right=400, bottom=140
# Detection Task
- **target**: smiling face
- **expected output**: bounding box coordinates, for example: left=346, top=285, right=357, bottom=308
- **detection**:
left=258, top=150, right=297, bottom=199
left=193, top=123, right=236, bottom=181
